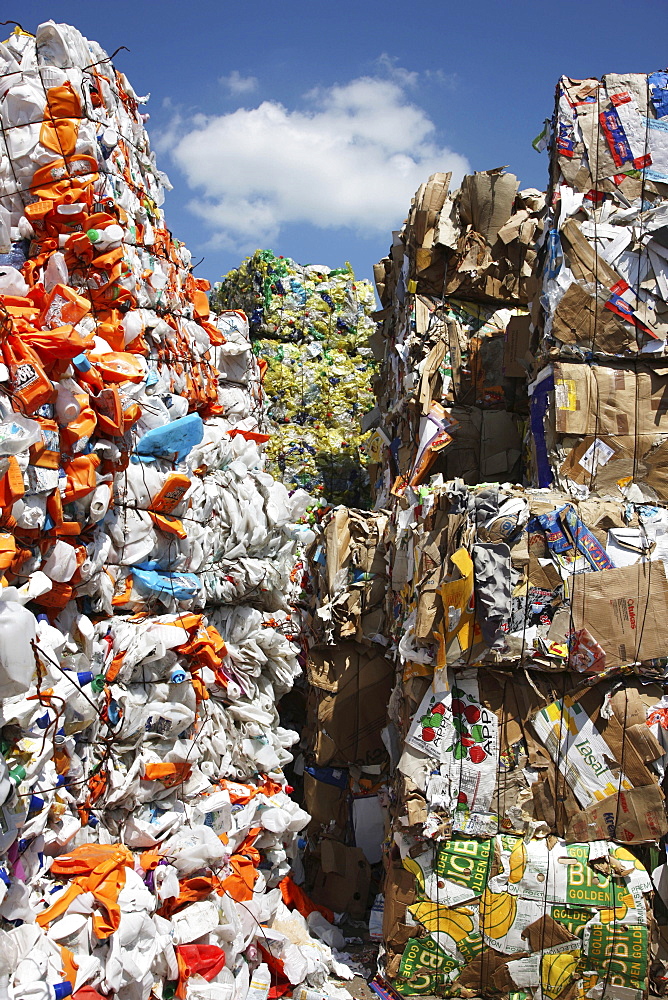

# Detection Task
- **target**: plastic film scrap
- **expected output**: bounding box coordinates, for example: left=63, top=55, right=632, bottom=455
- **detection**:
left=211, top=252, right=377, bottom=508
left=0, top=21, right=355, bottom=1000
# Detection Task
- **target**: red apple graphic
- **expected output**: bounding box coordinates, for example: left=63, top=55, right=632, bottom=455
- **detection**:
left=432, top=702, right=446, bottom=715
left=468, top=745, right=487, bottom=764
left=457, top=792, right=468, bottom=804
left=422, top=727, right=436, bottom=741
left=460, top=736, right=475, bottom=747
left=451, top=699, right=466, bottom=715
left=462, top=705, right=481, bottom=724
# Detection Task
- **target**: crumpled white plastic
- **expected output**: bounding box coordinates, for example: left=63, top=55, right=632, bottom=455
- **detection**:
left=0, top=19, right=347, bottom=1000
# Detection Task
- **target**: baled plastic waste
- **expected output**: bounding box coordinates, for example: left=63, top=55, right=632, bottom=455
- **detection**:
left=0, top=20, right=349, bottom=1000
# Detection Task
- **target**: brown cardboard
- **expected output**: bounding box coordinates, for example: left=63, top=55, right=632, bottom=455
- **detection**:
left=558, top=434, right=623, bottom=486
left=459, top=169, right=519, bottom=246
left=458, top=950, right=509, bottom=993
left=310, top=840, right=371, bottom=919
left=577, top=686, right=662, bottom=785
left=571, top=560, right=668, bottom=667
left=303, top=771, right=349, bottom=840
left=560, top=219, right=622, bottom=289
left=307, top=644, right=394, bottom=767
left=522, top=915, right=577, bottom=951
left=503, top=315, right=532, bottom=377
left=551, top=282, right=636, bottom=353
left=382, top=863, right=417, bottom=951
left=418, top=342, right=447, bottom=413
left=552, top=363, right=668, bottom=451
left=432, top=406, right=522, bottom=483
left=411, top=173, right=451, bottom=247
left=324, top=508, right=351, bottom=593
left=566, top=783, right=668, bottom=843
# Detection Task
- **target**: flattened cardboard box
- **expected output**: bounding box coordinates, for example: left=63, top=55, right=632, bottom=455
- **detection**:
left=310, top=839, right=371, bottom=919
left=382, top=863, right=418, bottom=953
left=303, top=771, right=349, bottom=840
left=567, top=782, right=668, bottom=844
left=552, top=362, right=668, bottom=438
left=307, top=644, right=394, bottom=767
left=571, top=560, right=668, bottom=667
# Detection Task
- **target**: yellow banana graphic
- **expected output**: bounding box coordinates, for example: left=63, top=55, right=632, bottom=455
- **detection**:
left=508, top=841, right=527, bottom=884
left=541, top=951, right=580, bottom=1000
left=479, top=889, right=517, bottom=940
left=402, top=856, right=426, bottom=890
left=409, top=900, right=474, bottom=942
left=611, top=847, right=645, bottom=871
left=599, top=888, right=634, bottom=924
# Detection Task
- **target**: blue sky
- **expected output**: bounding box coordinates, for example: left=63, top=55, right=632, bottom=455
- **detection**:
left=16, top=1, right=668, bottom=288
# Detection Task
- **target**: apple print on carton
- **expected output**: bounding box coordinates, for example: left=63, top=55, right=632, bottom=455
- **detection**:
left=448, top=689, right=488, bottom=764
left=406, top=688, right=452, bottom=759
left=443, top=682, right=499, bottom=821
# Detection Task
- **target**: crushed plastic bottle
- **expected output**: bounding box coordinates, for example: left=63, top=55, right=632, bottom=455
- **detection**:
left=0, top=19, right=352, bottom=1000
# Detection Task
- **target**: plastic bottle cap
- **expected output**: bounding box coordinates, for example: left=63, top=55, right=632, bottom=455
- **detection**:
left=107, top=700, right=121, bottom=726
left=53, top=983, right=73, bottom=999
left=91, top=675, right=106, bottom=694
left=77, top=671, right=94, bottom=686
left=9, top=765, right=26, bottom=784
left=72, top=354, right=91, bottom=373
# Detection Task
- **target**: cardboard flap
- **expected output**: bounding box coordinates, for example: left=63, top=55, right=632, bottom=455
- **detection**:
left=567, top=782, right=668, bottom=843
left=459, top=169, right=519, bottom=246
left=571, top=560, right=668, bottom=667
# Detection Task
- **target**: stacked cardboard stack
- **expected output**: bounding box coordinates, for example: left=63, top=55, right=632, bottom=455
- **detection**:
left=212, top=251, right=377, bottom=506
left=377, top=480, right=666, bottom=998
left=368, top=170, right=545, bottom=506
left=356, top=75, right=668, bottom=1000
left=298, top=507, right=393, bottom=920
left=529, top=71, right=668, bottom=500
left=0, top=21, right=354, bottom=1000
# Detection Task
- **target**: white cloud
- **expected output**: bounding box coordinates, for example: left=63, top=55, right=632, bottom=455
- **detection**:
left=425, top=68, right=459, bottom=90
left=169, top=71, right=469, bottom=251
left=219, top=70, right=258, bottom=95
left=374, top=53, right=419, bottom=89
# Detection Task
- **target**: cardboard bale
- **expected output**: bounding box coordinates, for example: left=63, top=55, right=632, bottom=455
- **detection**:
left=533, top=72, right=668, bottom=360
left=370, top=478, right=668, bottom=997
left=533, top=361, right=668, bottom=500
left=369, top=170, right=544, bottom=509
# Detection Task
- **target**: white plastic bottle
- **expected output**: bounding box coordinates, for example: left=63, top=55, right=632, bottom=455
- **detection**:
left=0, top=602, right=37, bottom=698
left=55, top=379, right=81, bottom=425
left=88, top=482, right=112, bottom=522
left=86, top=224, right=124, bottom=249
left=246, top=964, right=271, bottom=1000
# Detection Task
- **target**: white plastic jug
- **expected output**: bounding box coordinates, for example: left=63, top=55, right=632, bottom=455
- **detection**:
left=246, top=964, right=271, bottom=1000
left=0, top=602, right=37, bottom=698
